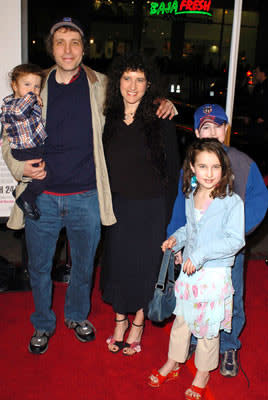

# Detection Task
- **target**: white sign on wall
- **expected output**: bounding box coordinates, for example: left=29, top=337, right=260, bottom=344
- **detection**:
left=0, top=142, right=17, bottom=218
left=0, top=0, right=22, bottom=219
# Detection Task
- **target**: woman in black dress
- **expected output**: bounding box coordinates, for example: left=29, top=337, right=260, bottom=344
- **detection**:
left=101, top=54, right=180, bottom=355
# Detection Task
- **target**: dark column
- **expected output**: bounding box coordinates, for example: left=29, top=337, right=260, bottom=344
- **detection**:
left=218, top=8, right=225, bottom=70
left=133, top=0, right=143, bottom=52
left=170, top=20, right=185, bottom=63
left=255, top=2, right=268, bottom=64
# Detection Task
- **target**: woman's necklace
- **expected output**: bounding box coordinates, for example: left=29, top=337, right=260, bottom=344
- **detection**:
left=124, top=111, right=135, bottom=121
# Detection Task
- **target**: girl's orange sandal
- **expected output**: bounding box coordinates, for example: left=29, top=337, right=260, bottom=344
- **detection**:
left=148, top=367, right=181, bottom=388
left=185, top=385, right=206, bottom=400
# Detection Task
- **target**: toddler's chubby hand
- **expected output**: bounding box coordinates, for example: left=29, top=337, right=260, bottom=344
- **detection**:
left=161, top=236, right=176, bottom=252
left=36, top=95, right=43, bottom=107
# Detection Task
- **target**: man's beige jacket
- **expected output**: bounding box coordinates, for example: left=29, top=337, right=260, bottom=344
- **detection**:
left=1, top=64, right=116, bottom=229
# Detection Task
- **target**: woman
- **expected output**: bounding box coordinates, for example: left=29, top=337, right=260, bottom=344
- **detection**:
left=101, top=54, right=180, bottom=355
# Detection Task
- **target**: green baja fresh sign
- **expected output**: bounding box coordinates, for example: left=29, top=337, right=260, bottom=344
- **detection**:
left=149, top=0, right=212, bottom=16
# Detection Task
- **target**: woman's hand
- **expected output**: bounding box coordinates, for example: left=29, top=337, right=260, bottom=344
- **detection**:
left=23, top=159, right=46, bottom=180
left=161, top=236, right=176, bottom=252
left=155, top=99, right=175, bottom=120
left=183, top=258, right=196, bottom=275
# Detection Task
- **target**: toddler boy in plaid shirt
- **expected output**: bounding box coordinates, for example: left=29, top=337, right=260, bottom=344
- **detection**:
left=1, top=63, right=48, bottom=220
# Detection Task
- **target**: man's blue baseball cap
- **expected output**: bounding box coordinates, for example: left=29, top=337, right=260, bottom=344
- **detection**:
left=194, top=104, right=229, bottom=131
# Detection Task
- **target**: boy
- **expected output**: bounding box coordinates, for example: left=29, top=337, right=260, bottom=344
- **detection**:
left=0, top=63, right=47, bottom=220
left=167, top=104, right=268, bottom=377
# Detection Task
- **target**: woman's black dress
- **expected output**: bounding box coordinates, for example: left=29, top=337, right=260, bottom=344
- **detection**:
left=101, top=118, right=180, bottom=315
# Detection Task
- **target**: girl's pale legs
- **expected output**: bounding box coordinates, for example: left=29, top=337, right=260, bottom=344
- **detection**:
left=169, top=315, right=219, bottom=371
left=154, top=316, right=219, bottom=388
left=166, top=315, right=219, bottom=388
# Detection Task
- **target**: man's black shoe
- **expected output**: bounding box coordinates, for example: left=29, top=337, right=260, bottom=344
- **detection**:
left=28, top=330, right=51, bottom=354
left=16, top=197, right=40, bottom=220
left=65, top=320, right=96, bottom=343
left=220, top=349, right=239, bottom=377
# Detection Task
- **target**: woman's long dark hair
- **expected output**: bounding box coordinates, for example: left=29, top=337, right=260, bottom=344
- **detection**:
left=103, top=53, right=168, bottom=183
left=183, top=138, right=234, bottom=199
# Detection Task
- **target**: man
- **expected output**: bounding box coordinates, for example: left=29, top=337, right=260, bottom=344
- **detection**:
left=247, top=64, right=268, bottom=172
left=252, top=64, right=268, bottom=127
left=2, top=17, right=175, bottom=354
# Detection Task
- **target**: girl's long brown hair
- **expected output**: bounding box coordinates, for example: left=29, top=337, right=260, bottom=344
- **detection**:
left=183, top=138, right=234, bottom=199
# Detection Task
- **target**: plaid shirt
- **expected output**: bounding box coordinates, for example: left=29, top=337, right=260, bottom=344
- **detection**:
left=0, top=92, right=47, bottom=149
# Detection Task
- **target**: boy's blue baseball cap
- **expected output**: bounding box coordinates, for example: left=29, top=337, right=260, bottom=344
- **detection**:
left=194, top=104, right=229, bottom=131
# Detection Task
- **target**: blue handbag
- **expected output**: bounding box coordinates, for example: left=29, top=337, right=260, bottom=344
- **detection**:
left=147, top=249, right=176, bottom=322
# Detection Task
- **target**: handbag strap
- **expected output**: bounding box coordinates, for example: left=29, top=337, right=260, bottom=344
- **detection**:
left=155, top=249, right=175, bottom=290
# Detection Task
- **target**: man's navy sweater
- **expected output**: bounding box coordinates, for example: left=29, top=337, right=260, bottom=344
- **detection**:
left=44, top=69, right=96, bottom=193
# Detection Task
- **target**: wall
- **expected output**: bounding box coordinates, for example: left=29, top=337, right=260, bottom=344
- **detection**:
left=0, top=0, right=22, bottom=219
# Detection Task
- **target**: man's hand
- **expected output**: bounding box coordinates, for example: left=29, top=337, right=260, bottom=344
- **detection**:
left=155, top=99, right=175, bottom=120
left=183, top=258, right=196, bottom=275
left=23, top=159, right=46, bottom=180
left=161, top=236, right=177, bottom=252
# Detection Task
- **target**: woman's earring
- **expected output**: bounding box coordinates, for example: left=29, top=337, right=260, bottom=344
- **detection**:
left=191, top=175, right=197, bottom=189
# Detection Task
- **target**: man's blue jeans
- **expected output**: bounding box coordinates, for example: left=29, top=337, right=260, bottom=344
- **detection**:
left=191, top=251, right=245, bottom=353
left=25, top=190, right=101, bottom=333
left=220, top=251, right=245, bottom=353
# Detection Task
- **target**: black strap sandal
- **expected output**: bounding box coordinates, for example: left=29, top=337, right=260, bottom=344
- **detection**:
left=106, top=316, right=129, bottom=353
left=123, top=321, right=144, bottom=356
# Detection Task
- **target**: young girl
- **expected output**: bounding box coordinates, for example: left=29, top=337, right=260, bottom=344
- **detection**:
left=148, top=138, right=245, bottom=399
left=0, top=63, right=47, bottom=220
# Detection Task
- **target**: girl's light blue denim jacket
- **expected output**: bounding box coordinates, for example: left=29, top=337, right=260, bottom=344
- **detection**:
left=172, top=191, right=245, bottom=270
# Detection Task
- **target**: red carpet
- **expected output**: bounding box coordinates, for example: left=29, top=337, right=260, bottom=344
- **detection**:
left=0, top=260, right=267, bottom=400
